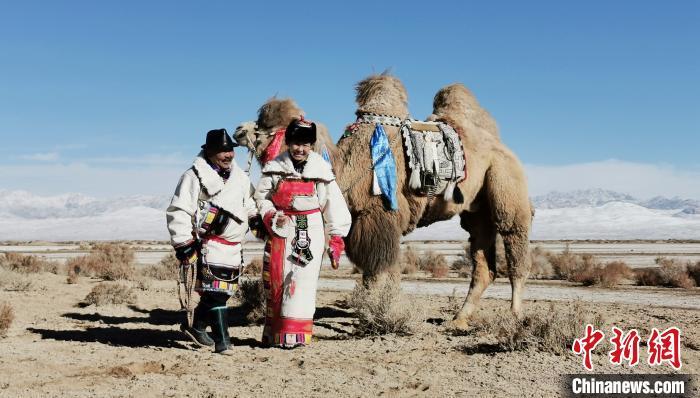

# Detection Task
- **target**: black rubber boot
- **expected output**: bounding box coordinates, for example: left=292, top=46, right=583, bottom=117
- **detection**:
left=209, top=306, right=234, bottom=355
left=181, top=305, right=215, bottom=347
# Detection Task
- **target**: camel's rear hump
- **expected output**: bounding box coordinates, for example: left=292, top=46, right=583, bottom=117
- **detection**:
left=430, top=83, right=500, bottom=140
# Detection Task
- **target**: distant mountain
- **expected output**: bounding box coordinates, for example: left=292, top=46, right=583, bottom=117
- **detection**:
left=532, top=188, right=700, bottom=214
left=641, top=196, right=700, bottom=213
left=0, top=190, right=170, bottom=219
left=1, top=189, right=699, bottom=241
left=532, top=189, right=637, bottom=209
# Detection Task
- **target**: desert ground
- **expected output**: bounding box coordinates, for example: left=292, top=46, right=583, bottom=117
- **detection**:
left=0, top=241, right=698, bottom=397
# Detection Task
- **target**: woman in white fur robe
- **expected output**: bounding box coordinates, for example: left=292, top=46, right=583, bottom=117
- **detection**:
left=255, top=119, right=351, bottom=348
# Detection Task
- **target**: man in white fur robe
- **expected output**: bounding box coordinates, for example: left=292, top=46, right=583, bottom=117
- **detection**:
left=166, top=128, right=258, bottom=355
left=255, top=119, right=351, bottom=348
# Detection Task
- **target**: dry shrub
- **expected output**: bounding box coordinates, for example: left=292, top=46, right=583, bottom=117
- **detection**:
left=134, top=277, right=152, bottom=291
left=451, top=245, right=471, bottom=278
left=401, top=245, right=420, bottom=275
left=547, top=244, right=585, bottom=280
left=244, top=257, right=263, bottom=276
left=141, top=252, right=178, bottom=281
left=567, top=259, right=631, bottom=288
left=635, top=269, right=663, bottom=287
left=348, top=276, right=418, bottom=336
left=0, top=252, right=58, bottom=274
left=0, top=268, right=34, bottom=291
left=67, top=243, right=136, bottom=281
left=442, top=287, right=462, bottom=318
left=419, top=251, right=449, bottom=278
left=477, top=302, right=604, bottom=354
left=237, top=278, right=265, bottom=324
left=0, top=302, right=13, bottom=337
left=82, top=282, right=137, bottom=306
left=635, top=257, right=696, bottom=289
left=598, top=261, right=633, bottom=288
left=688, top=261, right=700, bottom=286
left=529, top=246, right=554, bottom=279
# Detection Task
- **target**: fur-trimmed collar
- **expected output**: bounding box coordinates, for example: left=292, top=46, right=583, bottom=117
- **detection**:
left=261, top=151, right=335, bottom=182
left=191, top=151, right=244, bottom=196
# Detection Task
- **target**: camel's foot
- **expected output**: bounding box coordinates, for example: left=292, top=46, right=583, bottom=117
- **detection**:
left=447, top=317, right=470, bottom=331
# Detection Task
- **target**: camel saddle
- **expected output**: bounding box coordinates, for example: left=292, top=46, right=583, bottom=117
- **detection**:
left=354, top=113, right=466, bottom=201
left=400, top=119, right=466, bottom=200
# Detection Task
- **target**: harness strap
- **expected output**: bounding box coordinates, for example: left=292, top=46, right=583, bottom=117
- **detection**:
left=204, top=236, right=241, bottom=246
left=283, top=208, right=321, bottom=215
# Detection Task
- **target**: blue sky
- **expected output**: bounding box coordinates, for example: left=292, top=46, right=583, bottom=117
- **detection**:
left=0, top=1, right=698, bottom=198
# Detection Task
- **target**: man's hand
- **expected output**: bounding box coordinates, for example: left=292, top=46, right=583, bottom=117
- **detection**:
left=174, top=241, right=199, bottom=265
left=327, top=235, right=345, bottom=270
left=248, top=215, right=267, bottom=240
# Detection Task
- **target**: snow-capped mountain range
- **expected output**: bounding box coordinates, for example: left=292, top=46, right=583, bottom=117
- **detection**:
left=0, top=189, right=699, bottom=241
left=531, top=188, right=700, bottom=214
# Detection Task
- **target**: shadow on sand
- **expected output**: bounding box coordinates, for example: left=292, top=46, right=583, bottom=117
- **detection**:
left=27, top=326, right=190, bottom=349
left=37, top=304, right=354, bottom=349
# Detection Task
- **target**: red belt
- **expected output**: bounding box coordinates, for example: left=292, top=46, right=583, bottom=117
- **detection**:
left=282, top=209, right=320, bottom=215
left=204, top=236, right=240, bottom=246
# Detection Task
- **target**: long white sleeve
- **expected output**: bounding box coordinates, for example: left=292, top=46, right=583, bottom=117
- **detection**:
left=320, top=180, right=352, bottom=237
left=254, top=174, right=277, bottom=216
left=166, top=170, right=199, bottom=246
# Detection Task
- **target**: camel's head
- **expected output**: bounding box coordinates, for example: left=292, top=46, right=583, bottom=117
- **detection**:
left=355, top=74, right=409, bottom=118
left=233, top=120, right=258, bottom=151
left=233, top=97, right=304, bottom=163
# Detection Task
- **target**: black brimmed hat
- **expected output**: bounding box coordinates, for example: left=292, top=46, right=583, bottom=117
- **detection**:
left=202, top=128, right=238, bottom=152
left=285, top=118, right=317, bottom=144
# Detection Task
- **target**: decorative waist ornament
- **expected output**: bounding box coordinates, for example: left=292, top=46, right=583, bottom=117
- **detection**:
left=271, top=180, right=318, bottom=265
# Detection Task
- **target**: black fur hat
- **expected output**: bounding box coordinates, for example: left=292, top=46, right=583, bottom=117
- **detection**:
left=284, top=118, right=316, bottom=144
left=202, top=128, right=238, bottom=152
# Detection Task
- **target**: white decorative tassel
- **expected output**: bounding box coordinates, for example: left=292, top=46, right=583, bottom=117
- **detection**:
left=372, top=171, right=382, bottom=195
left=444, top=181, right=456, bottom=202
left=409, top=168, right=421, bottom=190
left=424, top=141, right=438, bottom=175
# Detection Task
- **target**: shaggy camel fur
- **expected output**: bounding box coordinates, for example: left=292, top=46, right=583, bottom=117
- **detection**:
left=333, top=74, right=532, bottom=326
left=233, top=97, right=336, bottom=163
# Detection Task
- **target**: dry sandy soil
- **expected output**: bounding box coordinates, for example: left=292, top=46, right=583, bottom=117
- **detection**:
left=0, top=269, right=698, bottom=397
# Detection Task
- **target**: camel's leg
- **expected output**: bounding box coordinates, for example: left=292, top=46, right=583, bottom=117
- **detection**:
left=502, top=231, right=531, bottom=316
left=452, top=210, right=496, bottom=328
left=482, top=156, right=533, bottom=317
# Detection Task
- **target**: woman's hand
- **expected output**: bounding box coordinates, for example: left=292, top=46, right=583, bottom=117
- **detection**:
left=275, top=214, right=290, bottom=229
left=327, top=235, right=345, bottom=269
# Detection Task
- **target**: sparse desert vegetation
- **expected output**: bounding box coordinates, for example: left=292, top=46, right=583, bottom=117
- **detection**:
left=635, top=257, right=698, bottom=289
left=399, top=247, right=449, bottom=277
left=236, top=277, right=265, bottom=324
left=82, top=282, right=137, bottom=306
left=466, top=302, right=605, bottom=354
left=0, top=301, right=13, bottom=337
left=66, top=243, right=136, bottom=281
left=140, top=252, right=179, bottom=281
left=0, top=268, right=34, bottom=292
left=0, top=251, right=59, bottom=274
left=400, top=245, right=420, bottom=275
left=243, top=257, right=263, bottom=276
left=348, top=276, right=420, bottom=336
left=419, top=250, right=449, bottom=278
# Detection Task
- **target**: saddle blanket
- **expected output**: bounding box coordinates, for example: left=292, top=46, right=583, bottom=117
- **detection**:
left=401, top=120, right=466, bottom=200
